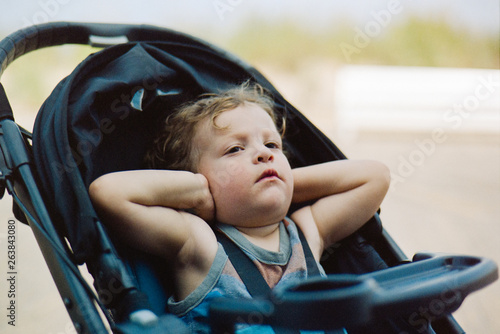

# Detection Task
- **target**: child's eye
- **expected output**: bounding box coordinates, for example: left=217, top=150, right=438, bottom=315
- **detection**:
left=225, top=146, right=243, bottom=155
left=265, top=142, right=280, bottom=149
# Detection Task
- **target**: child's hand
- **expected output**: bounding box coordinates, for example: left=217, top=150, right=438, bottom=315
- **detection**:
left=190, top=173, right=215, bottom=223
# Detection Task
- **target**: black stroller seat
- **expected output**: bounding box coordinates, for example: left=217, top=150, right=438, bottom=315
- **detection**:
left=0, top=22, right=497, bottom=334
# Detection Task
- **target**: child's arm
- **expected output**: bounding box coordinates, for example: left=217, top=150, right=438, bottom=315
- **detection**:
left=290, top=160, right=390, bottom=258
left=89, top=169, right=217, bottom=270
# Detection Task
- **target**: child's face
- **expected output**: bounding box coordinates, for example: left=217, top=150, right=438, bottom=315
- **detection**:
left=193, top=102, right=293, bottom=228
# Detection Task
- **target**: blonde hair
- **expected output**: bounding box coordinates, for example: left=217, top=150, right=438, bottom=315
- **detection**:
left=145, top=82, right=285, bottom=171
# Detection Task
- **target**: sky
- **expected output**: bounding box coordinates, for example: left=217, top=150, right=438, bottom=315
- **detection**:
left=1, top=0, right=498, bottom=40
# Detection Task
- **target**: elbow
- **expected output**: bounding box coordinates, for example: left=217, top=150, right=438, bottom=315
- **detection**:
left=369, top=160, right=391, bottom=200
left=89, top=177, right=107, bottom=209
left=89, top=177, right=102, bottom=203
left=379, top=162, right=391, bottom=193
left=89, top=175, right=119, bottom=209
left=89, top=175, right=132, bottom=228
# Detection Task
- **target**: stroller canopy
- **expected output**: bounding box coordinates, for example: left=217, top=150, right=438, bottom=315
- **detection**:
left=33, top=34, right=344, bottom=263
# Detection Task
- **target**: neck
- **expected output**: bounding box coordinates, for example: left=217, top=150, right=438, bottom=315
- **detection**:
left=236, top=222, right=281, bottom=252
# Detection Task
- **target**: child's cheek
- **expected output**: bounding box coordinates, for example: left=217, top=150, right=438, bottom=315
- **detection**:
left=226, top=160, right=245, bottom=178
left=209, top=161, right=245, bottom=190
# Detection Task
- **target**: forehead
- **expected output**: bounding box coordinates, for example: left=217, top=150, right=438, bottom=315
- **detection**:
left=215, top=103, right=277, bottom=130
left=195, top=103, right=278, bottom=144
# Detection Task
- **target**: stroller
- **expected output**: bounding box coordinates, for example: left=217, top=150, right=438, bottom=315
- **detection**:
left=0, top=22, right=497, bottom=333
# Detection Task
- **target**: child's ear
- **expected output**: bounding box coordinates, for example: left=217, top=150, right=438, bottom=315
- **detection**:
left=279, top=114, right=287, bottom=137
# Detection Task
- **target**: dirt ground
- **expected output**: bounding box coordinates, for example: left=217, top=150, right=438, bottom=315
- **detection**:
left=0, top=63, right=499, bottom=333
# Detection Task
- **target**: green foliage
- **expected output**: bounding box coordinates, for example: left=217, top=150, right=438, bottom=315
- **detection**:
left=225, top=15, right=499, bottom=69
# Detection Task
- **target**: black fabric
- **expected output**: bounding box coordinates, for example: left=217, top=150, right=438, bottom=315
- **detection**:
left=321, top=234, right=388, bottom=275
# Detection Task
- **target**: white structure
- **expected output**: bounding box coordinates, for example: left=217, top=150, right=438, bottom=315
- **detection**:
left=334, top=66, right=500, bottom=140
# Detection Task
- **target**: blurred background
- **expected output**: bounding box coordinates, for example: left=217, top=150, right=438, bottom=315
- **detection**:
left=0, top=0, right=499, bottom=333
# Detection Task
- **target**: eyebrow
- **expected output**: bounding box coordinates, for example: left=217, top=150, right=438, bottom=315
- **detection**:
left=222, top=126, right=280, bottom=141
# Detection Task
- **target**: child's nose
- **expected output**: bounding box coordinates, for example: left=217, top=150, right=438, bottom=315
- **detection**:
left=254, top=146, right=274, bottom=163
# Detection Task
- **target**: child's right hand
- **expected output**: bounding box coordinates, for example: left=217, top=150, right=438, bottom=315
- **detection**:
left=190, top=173, right=215, bottom=223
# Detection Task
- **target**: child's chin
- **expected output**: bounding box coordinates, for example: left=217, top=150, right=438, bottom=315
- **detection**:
left=256, top=202, right=290, bottom=221
left=262, top=194, right=292, bottom=212
left=217, top=203, right=288, bottom=227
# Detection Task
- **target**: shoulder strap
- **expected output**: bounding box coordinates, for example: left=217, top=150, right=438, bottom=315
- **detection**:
left=215, top=230, right=300, bottom=334
left=215, top=230, right=271, bottom=297
left=296, top=225, right=321, bottom=277
left=216, top=227, right=336, bottom=334
left=215, top=224, right=322, bottom=299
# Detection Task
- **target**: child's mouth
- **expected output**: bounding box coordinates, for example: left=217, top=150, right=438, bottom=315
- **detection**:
left=257, top=169, right=279, bottom=182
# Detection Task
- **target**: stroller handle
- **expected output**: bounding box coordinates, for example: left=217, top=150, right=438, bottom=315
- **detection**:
left=210, top=253, right=498, bottom=331
left=0, top=21, right=201, bottom=78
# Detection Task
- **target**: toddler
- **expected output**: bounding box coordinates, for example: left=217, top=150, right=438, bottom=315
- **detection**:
left=89, top=82, right=391, bottom=333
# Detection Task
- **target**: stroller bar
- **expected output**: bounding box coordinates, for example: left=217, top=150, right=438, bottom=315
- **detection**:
left=0, top=118, right=110, bottom=333
left=0, top=21, right=222, bottom=79
left=89, top=35, right=129, bottom=47
left=0, top=83, right=14, bottom=121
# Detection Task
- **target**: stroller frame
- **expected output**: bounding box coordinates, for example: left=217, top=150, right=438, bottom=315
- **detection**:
left=0, top=22, right=497, bottom=334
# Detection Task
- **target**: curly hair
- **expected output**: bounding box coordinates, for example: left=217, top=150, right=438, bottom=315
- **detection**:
left=145, top=82, right=285, bottom=172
